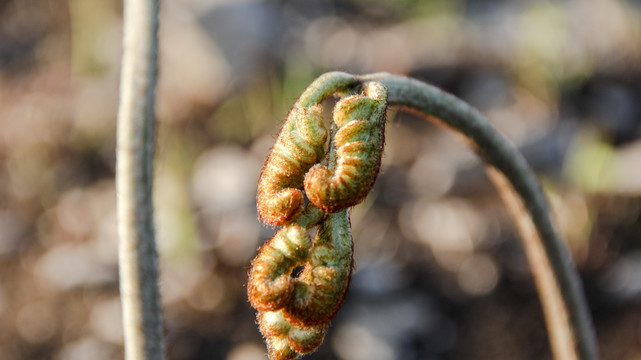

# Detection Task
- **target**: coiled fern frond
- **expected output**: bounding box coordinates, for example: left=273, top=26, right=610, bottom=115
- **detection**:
left=248, top=72, right=598, bottom=360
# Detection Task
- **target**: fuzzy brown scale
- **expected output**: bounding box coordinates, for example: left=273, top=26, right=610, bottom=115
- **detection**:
left=304, top=82, right=387, bottom=213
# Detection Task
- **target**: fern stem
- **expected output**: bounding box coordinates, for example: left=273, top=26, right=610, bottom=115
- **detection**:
left=359, top=73, right=598, bottom=360
left=116, top=0, right=165, bottom=359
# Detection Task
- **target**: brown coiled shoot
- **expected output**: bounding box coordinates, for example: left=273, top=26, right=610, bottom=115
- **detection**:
left=256, top=106, right=326, bottom=226
left=256, top=72, right=359, bottom=226
left=304, top=81, right=387, bottom=213
left=248, top=211, right=353, bottom=359
left=250, top=73, right=388, bottom=360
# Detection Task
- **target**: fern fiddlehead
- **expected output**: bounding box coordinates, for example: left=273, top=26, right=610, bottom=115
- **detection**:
left=256, top=73, right=358, bottom=226
left=305, top=81, right=387, bottom=213
left=250, top=73, right=384, bottom=360
left=249, top=210, right=353, bottom=360
left=249, top=72, right=598, bottom=360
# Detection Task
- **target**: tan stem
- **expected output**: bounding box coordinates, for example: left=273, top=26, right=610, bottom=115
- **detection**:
left=487, top=167, right=577, bottom=360
left=116, top=0, right=165, bottom=359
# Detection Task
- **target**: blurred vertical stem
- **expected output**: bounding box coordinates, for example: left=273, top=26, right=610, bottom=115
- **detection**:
left=359, top=73, right=598, bottom=360
left=116, top=0, right=165, bottom=359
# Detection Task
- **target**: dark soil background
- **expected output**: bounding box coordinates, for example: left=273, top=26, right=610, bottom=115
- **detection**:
left=1, top=1, right=641, bottom=359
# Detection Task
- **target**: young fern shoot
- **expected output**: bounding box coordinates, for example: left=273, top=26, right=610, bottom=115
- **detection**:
left=249, top=72, right=598, bottom=360
left=250, top=74, right=385, bottom=359
left=305, top=81, right=387, bottom=212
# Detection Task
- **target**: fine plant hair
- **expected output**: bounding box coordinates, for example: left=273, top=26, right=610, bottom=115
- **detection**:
left=249, top=72, right=599, bottom=360
left=116, top=0, right=164, bottom=359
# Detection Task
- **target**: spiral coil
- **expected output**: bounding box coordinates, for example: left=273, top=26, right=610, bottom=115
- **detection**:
left=249, top=73, right=387, bottom=360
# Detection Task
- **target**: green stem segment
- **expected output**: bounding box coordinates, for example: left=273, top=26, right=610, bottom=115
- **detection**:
left=359, top=72, right=598, bottom=360
left=116, top=0, right=164, bottom=359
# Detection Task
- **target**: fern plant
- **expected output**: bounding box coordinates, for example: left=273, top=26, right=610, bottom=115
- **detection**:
left=115, top=2, right=597, bottom=358
left=247, top=72, right=599, bottom=360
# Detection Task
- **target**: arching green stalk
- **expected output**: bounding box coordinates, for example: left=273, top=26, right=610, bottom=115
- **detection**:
left=360, top=73, right=598, bottom=360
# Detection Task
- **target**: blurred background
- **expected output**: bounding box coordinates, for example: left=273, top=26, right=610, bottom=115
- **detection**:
left=1, top=0, right=641, bottom=359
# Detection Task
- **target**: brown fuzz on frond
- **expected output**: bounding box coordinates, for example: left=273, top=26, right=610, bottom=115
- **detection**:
left=248, top=225, right=312, bottom=312
left=251, top=74, right=387, bottom=360
left=256, top=72, right=361, bottom=226
left=304, top=82, right=387, bottom=213
left=250, top=211, right=353, bottom=359
left=257, top=105, right=327, bottom=226
left=283, top=211, right=353, bottom=325
left=258, top=311, right=326, bottom=360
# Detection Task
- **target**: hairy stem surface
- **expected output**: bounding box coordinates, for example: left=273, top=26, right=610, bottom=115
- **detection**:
left=116, top=0, right=164, bottom=359
left=359, top=73, right=598, bottom=360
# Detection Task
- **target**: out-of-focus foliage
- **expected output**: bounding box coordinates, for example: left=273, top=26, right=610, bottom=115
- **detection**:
left=0, top=0, right=640, bottom=359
